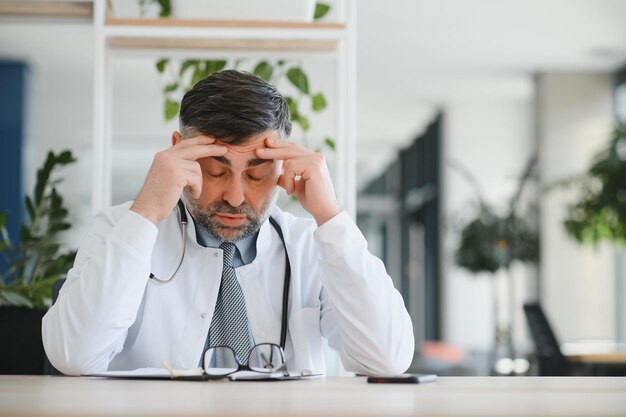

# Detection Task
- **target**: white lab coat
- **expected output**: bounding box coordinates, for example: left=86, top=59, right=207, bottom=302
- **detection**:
left=42, top=202, right=414, bottom=376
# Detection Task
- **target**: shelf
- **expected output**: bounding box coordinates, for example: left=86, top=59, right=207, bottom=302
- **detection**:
left=105, top=18, right=345, bottom=30
left=0, top=1, right=92, bottom=18
left=104, top=18, right=347, bottom=43
left=109, top=38, right=337, bottom=52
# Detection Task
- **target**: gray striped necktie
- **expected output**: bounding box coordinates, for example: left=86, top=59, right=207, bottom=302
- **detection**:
left=208, top=242, right=252, bottom=364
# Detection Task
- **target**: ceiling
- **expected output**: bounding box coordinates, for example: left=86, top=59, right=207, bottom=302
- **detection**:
left=356, top=0, right=626, bottom=183
left=1, top=0, right=626, bottom=189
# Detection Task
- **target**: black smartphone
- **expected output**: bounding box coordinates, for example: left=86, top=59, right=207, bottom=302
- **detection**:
left=367, top=374, right=437, bottom=384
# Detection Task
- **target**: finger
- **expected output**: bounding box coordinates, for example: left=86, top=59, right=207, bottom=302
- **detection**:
left=280, top=165, right=294, bottom=194
left=264, top=136, right=291, bottom=148
left=255, top=137, right=308, bottom=159
left=293, top=176, right=306, bottom=196
left=175, top=144, right=228, bottom=161
left=179, top=160, right=202, bottom=178
left=281, top=167, right=298, bottom=195
left=181, top=167, right=203, bottom=199
left=281, top=158, right=316, bottom=180
left=173, top=136, right=215, bottom=148
left=256, top=146, right=307, bottom=161
left=276, top=174, right=287, bottom=191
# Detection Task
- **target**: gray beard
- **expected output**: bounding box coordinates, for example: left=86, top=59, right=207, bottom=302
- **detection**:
left=184, top=189, right=278, bottom=242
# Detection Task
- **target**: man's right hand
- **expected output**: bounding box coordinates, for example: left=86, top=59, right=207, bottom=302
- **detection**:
left=130, top=136, right=227, bottom=225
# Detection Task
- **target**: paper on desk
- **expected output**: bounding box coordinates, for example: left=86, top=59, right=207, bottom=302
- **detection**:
left=88, top=368, right=321, bottom=381
left=87, top=368, right=174, bottom=379
left=228, top=371, right=321, bottom=380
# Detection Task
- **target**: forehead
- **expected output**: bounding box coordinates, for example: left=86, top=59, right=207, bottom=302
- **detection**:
left=216, top=130, right=280, bottom=163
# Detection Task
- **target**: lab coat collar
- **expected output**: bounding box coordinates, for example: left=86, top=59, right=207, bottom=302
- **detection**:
left=255, top=208, right=275, bottom=258
left=180, top=201, right=276, bottom=259
left=193, top=220, right=258, bottom=265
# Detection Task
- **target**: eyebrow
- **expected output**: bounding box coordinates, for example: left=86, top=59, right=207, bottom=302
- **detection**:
left=210, top=156, right=272, bottom=168
left=247, top=158, right=272, bottom=168
left=211, top=156, right=231, bottom=166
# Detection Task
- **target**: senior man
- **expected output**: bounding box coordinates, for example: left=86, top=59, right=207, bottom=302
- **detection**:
left=43, top=70, right=414, bottom=377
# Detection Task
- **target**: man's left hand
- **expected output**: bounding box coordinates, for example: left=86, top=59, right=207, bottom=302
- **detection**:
left=256, top=137, right=342, bottom=226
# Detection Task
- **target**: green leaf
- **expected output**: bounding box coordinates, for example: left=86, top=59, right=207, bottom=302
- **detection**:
left=44, top=151, right=55, bottom=171
left=50, top=188, right=62, bottom=211
left=286, top=96, right=309, bottom=132
left=180, top=60, right=199, bottom=77
left=34, top=161, right=51, bottom=205
left=50, top=208, right=68, bottom=221
left=156, top=58, right=169, bottom=74
left=206, top=60, right=227, bottom=75
left=42, top=251, right=76, bottom=278
left=312, top=92, right=326, bottom=111
left=293, top=114, right=310, bottom=132
left=164, top=99, right=180, bottom=121
left=164, top=82, right=178, bottom=93
left=0, top=290, right=34, bottom=308
left=20, top=225, right=31, bottom=242
left=314, top=2, right=331, bottom=20
left=253, top=61, right=273, bottom=81
left=285, top=96, right=298, bottom=116
left=50, top=223, right=71, bottom=233
left=156, top=0, right=171, bottom=17
left=324, top=137, right=335, bottom=150
left=0, top=211, right=7, bottom=229
left=191, top=63, right=208, bottom=86
left=286, top=67, right=309, bottom=94
left=24, top=197, right=35, bottom=221
left=56, top=150, right=76, bottom=165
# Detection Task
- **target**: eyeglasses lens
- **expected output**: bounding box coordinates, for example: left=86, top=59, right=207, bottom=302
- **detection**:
left=248, top=344, right=285, bottom=373
left=204, top=346, right=239, bottom=375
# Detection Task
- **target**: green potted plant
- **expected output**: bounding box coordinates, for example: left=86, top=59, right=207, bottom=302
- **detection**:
left=454, top=156, right=539, bottom=274
left=562, top=127, right=626, bottom=244
left=0, top=150, right=77, bottom=374
left=451, top=156, right=539, bottom=370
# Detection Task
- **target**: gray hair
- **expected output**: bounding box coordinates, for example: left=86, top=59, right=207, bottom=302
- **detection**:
left=179, top=69, right=291, bottom=144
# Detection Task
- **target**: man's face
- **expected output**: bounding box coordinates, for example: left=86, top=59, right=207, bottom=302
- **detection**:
left=178, top=130, right=282, bottom=242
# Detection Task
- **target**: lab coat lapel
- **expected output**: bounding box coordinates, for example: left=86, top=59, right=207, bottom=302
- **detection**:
left=148, top=207, right=223, bottom=368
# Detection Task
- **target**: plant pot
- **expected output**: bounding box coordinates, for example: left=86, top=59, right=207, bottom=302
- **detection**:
left=0, top=307, right=46, bottom=374
left=172, top=0, right=316, bottom=22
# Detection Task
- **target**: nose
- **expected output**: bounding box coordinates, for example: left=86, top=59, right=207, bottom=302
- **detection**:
left=222, top=176, right=245, bottom=207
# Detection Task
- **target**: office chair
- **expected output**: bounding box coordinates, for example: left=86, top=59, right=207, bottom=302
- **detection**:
left=523, top=303, right=572, bottom=376
left=523, top=303, right=626, bottom=376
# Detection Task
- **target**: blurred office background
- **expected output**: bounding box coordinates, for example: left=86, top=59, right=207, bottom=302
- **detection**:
left=1, top=0, right=626, bottom=376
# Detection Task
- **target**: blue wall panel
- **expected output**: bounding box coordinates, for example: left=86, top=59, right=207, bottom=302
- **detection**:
left=0, top=61, right=27, bottom=261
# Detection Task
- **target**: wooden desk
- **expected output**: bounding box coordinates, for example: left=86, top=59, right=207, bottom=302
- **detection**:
left=562, top=342, right=626, bottom=365
left=2, top=376, right=626, bottom=417
left=566, top=351, right=626, bottom=364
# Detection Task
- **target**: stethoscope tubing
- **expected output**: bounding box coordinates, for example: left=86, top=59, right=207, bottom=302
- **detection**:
left=149, top=200, right=188, bottom=284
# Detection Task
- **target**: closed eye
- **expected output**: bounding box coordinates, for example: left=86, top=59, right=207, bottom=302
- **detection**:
left=247, top=173, right=264, bottom=181
left=208, top=172, right=225, bottom=178
left=246, top=164, right=273, bottom=181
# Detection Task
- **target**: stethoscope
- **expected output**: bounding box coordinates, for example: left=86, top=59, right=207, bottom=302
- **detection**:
left=149, top=200, right=291, bottom=349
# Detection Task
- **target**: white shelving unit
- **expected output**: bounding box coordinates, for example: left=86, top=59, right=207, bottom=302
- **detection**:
left=0, top=1, right=92, bottom=18
left=90, top=0, right=357, bottom=217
